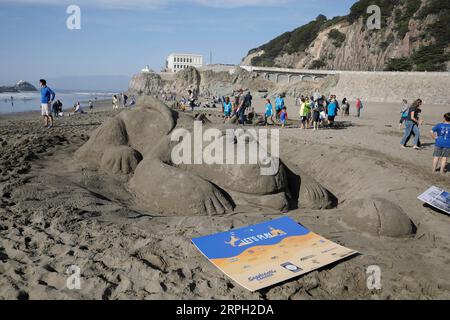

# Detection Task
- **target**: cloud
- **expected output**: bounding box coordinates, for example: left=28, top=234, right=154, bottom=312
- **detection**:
left=0, top=0, right=290, bottom=9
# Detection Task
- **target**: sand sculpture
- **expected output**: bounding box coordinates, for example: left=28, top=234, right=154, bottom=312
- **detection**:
left=75, top=97, right=337, bottom=215
left=342, top=198, right=416, bottom=237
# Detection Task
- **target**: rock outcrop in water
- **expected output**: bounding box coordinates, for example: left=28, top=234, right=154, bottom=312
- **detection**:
left=0, top=80, right=37, bottom=93
left=242, top=0, right=450, bottom=72
left=14, top=81, right=37, bottom=92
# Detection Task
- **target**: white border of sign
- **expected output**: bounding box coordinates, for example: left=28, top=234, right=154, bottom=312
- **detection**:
left=418, top=186, right=450, bottom=214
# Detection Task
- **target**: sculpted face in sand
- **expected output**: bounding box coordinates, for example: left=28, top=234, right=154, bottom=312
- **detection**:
left=75, top=96, right=336, bottom=215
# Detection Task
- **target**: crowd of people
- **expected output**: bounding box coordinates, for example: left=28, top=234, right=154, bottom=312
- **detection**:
left=36, top=79, right=448, bottom=174
left=112, top=93, right=136, bottom=110
left=217, top=89, right=254, bottom=125
left=258, top=90, right=363, bottom=130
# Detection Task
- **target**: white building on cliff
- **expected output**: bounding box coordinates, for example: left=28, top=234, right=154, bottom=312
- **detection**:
left=166, top=53, right=203, bottom=73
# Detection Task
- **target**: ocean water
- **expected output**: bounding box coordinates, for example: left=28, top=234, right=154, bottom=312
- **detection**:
left=0, top=90, right=116, bottom=114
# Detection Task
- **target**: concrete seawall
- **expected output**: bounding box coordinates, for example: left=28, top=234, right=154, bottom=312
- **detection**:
left=333, top=72, right=450, bottom=105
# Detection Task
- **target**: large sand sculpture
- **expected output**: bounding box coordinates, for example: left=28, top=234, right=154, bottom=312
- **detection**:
left=75, top=97, right=337, bottom=215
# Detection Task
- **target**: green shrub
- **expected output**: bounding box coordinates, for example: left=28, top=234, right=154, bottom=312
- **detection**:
left=411, top=44, right=449, bottom=71
left=250, top=15, right=329, bottom=66
left=385, top=57, right=413, bottom=71
left=417, top=0, right=450, bottom=19
left=328, top=29, right=346, bottom=47
left=310, top=59, right=327, bottom=69
left=395, top=0, right=422, bottom=38
left=320, top=16, right=347, bottom=31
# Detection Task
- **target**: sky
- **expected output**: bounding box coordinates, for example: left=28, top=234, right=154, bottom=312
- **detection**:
left=0, top=0, right=357, bottom=90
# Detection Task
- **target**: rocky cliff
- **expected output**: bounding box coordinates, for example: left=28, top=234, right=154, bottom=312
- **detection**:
left=0, top=80, right=37, bottom=93
left=242, top=0, right=450, bottom=72
left=128, top=72, right=165, bottom=96
left=129, top=67, right=276, bottom=98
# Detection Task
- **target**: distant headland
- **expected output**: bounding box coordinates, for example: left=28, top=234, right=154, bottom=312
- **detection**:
left=0, top=80, right=37, bottom=93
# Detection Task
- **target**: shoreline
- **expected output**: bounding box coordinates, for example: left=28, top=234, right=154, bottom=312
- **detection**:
left=0, top=99, right=112, bottom=120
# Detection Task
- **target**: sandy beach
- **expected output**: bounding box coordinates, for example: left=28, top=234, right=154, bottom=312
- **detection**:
left=0, top=98, right=449, bottom=300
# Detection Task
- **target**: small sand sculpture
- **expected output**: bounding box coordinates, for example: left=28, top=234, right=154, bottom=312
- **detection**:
left=342, top=198, right=416, bottom=237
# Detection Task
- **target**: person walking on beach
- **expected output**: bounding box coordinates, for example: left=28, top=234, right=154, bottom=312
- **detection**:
left=223, top=97, right=232, bottom=123
left=342, top=98, right=350, bottom=116
left=275, top=94, right=285, bottom=122
left=400, top=99, right=423, bottom=150
left=245, top=91, right=253, bottom=113
left=89, top=99, right=94, bottom=110
left=430, top=112, right=450, bottom=174
left=112, top=95, right=119, bottom=110
left=264, top=98, right=274, bottom=126
left=312, top=98, right=321, bottom=131
left=39, top=79, right=55, bottom=128
left=299, top=98, right=310, bottom=130
left=313, top=89, right=321, bottom=102
left=279, top=107, right=288, bottom=128
left=123, top=94, right=128, bottom=107
left=232, top=95, right=240, bottom=117
left=399, top=99, right=409, bottom=129
left=188, top=90, right=196, bottom=112
left=356, top=98, right=363, bottom=118
left=327, top=96, right=339, bottom=128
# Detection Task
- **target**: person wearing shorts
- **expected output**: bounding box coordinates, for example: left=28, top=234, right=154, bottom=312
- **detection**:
left=279, top=107, right=288, bottom=128
left=223, top=97, right=232, bottom=122
left=327, top=97, right=338, bottom=128
left=39, top=79, right=55, bottom=128
left=430, top=112, right=450, bottom=174
left=312, top=99, right=321, bottom=131
left=299, top=98, right=310, bottom=129
left=399, top=99, right=409, bottom=129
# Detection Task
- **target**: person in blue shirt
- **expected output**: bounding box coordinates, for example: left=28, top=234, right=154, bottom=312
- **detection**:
left=279, top=107, right=288, bottom=128
left=223, top=97, right=232, bottom=122
left=275, top=94, right=285, bottom=122
left=39, top=79, right=56, bottom=128
left=430, top=112, right=450, bottom=174
left=327, top=96, right=339, bottom=128
left=264, top=98, right=274, bottom=126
